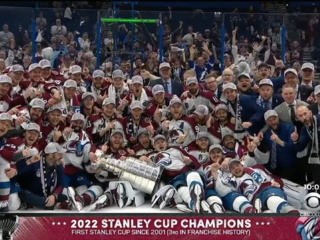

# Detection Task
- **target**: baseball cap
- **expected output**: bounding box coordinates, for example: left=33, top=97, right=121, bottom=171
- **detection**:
left=159, top=62, right=171, bottom=70
left=221, top=127, right=234, bottom=139
left=223, top=82, right=237, bottom=91
left=63, top=79, right=77, bottom=88
left=196, top=132, right=209, bottom=140
left=9, top=64, right=24, bottom=73
left=131, top=76, right=143, bottom=85
left=25, top=123, right=40, bottom=133
left=29, top=98, right=45, bottom=110
left=110, top=129, right=125, bottom=138
left=264, top=110, right=278, bottom=121
left=214, top=104, right=228, bottom=113
left=152, top=85, right=165, bottom=95
left=93, top=70, right=104, bottom=79
left=315, top=85, right=320, bottom=95
left=28, top=63, right=41, bottom=72
left=82, top=92, right=95, bottom=100
left=169, top=97, right=182, bottom=107
left=228, top=158, right=241, bottom=168
left=102, top=97, right=116, bottom=106
left=186, top=77, right=198, bottom=86
left=112, top=69, right=124, bottom=79
left=0, top=113, right=13, bottom=122
left=301, top=63, right=314, bottom=71
left=194, top=105, right=209, bottom=117
left=44, top=142, right=67, bottom=154
left=70, top=65, right=82, bottom=74
left=130, top=100, right=143, bottom=110
left=284, top=68, right=298, bottom=76
left=237, top=73, right=251, bottom=80
left=0, top=75, right=12, bottom=85
left=137, top=128, right=150, bottom=137
left=71, top=113, right=85, bottom=122
left=209, top=144, right=222, bottom=152
left=39, top=59, right=51, bottom=69
left=153, top=134, right=166, bottom=145
left=46, top=105, right=62, bottom=113
left=259, top=78, right=273, bottom=87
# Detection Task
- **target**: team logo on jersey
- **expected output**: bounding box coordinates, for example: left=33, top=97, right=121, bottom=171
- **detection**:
left=168, top=128, right=184, bottom=142
left=142, top=101, right=148, bottom=107
left=144, top=117, right=151, bottom=124
left=198, top=153, right=209, bottom=164
left=155, top=152, right=172, bottom=167
left=118, top=149, right=126, bottom=155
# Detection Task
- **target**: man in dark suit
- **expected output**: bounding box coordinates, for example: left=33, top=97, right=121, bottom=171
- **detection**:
left=308, top=85, right=320, bottom=115
left=150, top=62, right=184, bottom=97
left=256, top=78, right=284, bottom=111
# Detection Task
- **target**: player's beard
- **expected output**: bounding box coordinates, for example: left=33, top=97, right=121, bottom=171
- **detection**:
left=73, top=126, right=82, bottom=133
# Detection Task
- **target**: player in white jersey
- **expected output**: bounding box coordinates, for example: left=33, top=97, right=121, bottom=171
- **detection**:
left=212, top=158, right=299, bottom=214
left=61, top=113, right=102, bottom=211
left=143, top=135, right=211, bottom=213
left=205, top=144, right=256, bottom=213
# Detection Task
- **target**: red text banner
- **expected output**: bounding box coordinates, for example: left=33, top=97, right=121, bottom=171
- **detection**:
left=14, top=216, right=303, bottom=240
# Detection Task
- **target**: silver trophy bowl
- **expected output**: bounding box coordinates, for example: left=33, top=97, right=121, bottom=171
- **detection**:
left=95, top=150, right=163, bottom=195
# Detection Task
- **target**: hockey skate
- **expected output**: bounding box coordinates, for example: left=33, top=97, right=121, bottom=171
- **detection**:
left=208, top=201, right=225, bottom=213
left=112, top=183, right=130, bottom=208
left=254, top=198, right=262, bottom=213
left=189, top=182, right=205, bottom=213
left=0, top=201, right=9, bottom=212
left=151, top=185, right=182, bottom=209
left=84, top=191, right=113, bottom=212
left=67, top=187, right=84, bottom=212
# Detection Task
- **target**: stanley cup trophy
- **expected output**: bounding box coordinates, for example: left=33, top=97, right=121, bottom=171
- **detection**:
left=95, top=150, right=164, bottom=195
left=0, top=215, right=19, bottom=240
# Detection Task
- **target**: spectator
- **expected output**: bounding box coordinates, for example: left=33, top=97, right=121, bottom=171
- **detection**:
left=0, top=24, right=14, bottom=49
left=36, top=12, right=47, bottom=31
left=51, top=19, right=67, bottom=39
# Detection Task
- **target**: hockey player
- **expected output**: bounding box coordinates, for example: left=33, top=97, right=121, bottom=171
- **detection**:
left=162, top=97, right=197, bottom=147
left=205, top=144, right=256, bottom=213
left=56, top=79, right=81, bottom=118
left=132, top=128, right=154, bottom=156
left=14, top=142, right=65, bottom=210
left=3, top=123, right=42, bottom=211
left=69, top=65, right=88, bottom=95
left=185, top=132, right=211, bottom=172
left=180, top=77, right=220, bottom=114
left=86, top=70, right=109, bottom=104
left=39, top=59, right=66, bottom=86
left=214, top=158, right=299, bottom=214
left=119, top=76, right=152, bottom=113
left=7, top=65, right=25, bottom=99
left=208, top=103, right=235, bottom=143
left=0, top=113, right=16, bottom=211
left=143, top=134, right=210, bottom=213
left=108, top=70, right=130, bottom=107
left=86, top=97, right=125, bottom=146
left=145, top=85, right=171, bottom=122
left=84, top=130, right=132, bottom=211
left=63, top=113, right=102, bottom=211
left=123, top=101, right=155, bottom=146
left=39, top=106, right=66, bottom=149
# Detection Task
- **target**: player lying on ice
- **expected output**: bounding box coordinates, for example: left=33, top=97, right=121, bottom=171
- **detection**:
left=151, top=142, right=257, bottom=213
left=213, top=158, right=299, bottom=214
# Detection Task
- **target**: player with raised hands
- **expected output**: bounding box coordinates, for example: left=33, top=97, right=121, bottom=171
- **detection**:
left=217, top=158, right=299, bottom=214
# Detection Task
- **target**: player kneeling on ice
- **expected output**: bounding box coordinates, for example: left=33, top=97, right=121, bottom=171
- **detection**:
left=214, top=159, right=299, bottom=214
left=6, top=142, right=65, bottom=210
left=142, top=134, right=210, bottom=213
left=81, top=130, right=145, bottom=211
left=63, top=113, right=104, bottom=211
left=205, top=144, right=256, bottom=213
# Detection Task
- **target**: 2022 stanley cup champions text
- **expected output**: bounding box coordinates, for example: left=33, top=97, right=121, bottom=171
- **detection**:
left=69, top=218, right=252, bottom=236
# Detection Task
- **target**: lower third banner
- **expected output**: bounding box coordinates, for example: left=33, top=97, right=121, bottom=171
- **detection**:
left=6, top=216, right=320, bottom=240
